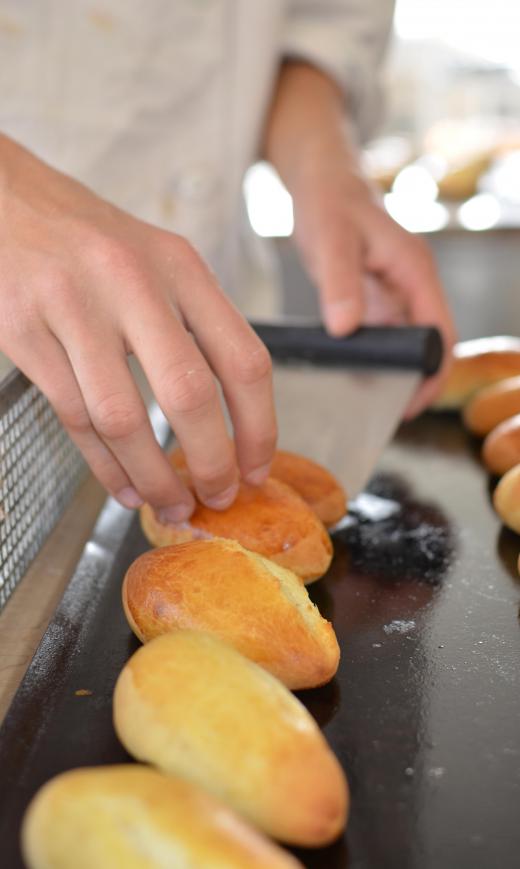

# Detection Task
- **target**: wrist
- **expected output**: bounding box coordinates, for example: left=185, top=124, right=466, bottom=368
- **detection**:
left=290, top=155, right=378, bottom=224
left=268, top=110, right=375, bottom=211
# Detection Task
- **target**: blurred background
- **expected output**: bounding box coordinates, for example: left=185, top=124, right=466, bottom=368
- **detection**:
left=245, top=0, right=520, bottom=339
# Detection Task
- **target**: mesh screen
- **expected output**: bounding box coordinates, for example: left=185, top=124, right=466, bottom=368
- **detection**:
left=0, top=374, right=86, bottom=611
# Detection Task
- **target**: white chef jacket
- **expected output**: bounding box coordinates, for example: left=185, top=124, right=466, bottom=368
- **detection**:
left=0, top=1, right=394, bottom=316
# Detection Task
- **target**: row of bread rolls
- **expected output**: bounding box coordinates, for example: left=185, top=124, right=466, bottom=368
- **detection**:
left=140, top=447, right=346, bottom=583
left=434, top=336, right=520, bottom=411
left=168, top=446, right=347, bottom=529
left=437, top=337, right=520, bottom=537
left=23, top=450, right=349, bottom=867
left=113, top=631, right=348, bottom=846
left=24, top=631, right=347, bottom=867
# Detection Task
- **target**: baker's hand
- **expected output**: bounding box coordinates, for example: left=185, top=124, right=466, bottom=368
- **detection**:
left=264, top=61, right=456, bottom=417
left=0, top=135, right=276, bottom=518
left=292, top=170, right=456, bottom=417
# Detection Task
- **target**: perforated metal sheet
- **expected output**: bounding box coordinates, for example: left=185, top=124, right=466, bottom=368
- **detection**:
left=0, top=369, right=86, bottom=611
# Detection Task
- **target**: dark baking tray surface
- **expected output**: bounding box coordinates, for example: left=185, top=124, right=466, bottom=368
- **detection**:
left=1, top=414, right=519, bottom=869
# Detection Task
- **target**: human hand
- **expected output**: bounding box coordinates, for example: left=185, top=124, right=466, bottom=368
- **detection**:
left=291, top=170, right=456, bottom=416
left=0, top=136, right=276, bottom=519
left=264, top=61, right=456, bottom=417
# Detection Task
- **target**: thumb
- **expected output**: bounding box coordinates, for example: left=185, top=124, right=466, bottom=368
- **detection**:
left=312, top=229, right=365, bottom=336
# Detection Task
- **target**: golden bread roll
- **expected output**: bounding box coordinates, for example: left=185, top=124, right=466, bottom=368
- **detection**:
left=269, top=449, right=346, bottom=526
left=113, top=631, right=349, bottom=846
left=140, top=477, right=332, bottom=584
left=463, top=375, right=520, bottom=435
left=22, top=765, right=302, bottom=869
left=122, top=538, right=339, bottom=689
left=435, top=336, right=520, bottom=409
left=493, top=463, right=520, bottom=534
left=170, top=445, right=346, bottom=528
left=482, top=414, right=520, bottom=475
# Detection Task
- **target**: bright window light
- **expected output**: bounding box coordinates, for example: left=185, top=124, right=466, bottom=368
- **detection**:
left=458, top=193, right=501, bottom=230
left=384, top=193, right=449, bottom=233
left=244, top=163, right=294, bottom=237
left=485, top=152, right=520, bottom=204
left=395, top=0, right=520, bottom=72
left=392, top=165, right=439, bottom=200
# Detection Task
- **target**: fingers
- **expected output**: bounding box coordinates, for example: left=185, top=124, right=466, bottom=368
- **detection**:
left=300, top=219, right=365, bottom=336
left=319, top=235, right=365, bottom=335
left=389, top=241, right=456, bottom=417
left=5, top=330, right=144, bottom=508
left=361, top=274, right=408, bottom=327
left=296, top=191, right=456, bottom=414
left=156, top=246, right=277, bottom=483
left=124, top=282, right=241, bottom=508
left=59, top=328, right=196, bottom=519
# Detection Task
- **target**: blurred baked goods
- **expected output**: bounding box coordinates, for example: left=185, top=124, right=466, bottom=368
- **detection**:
left=482, top=414, right=520, bottom=475
left=435, top=337, right=520, bottom=409
left=463, top=375, right=520, bottom=436
left=436, top=153, right=492, bottom=201
left=493, top=463, right=520, bottom=534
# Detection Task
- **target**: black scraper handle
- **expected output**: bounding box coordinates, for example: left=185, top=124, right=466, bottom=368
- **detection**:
left=250, top=323, right=443, bottom=376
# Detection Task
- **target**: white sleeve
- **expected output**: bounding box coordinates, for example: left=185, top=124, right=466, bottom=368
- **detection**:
left=282, top=0, right=395, bottom=141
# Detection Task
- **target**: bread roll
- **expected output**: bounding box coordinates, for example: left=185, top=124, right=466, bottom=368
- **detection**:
left=170, top=445, right=346, bottom=528
left=113, top=631, right=349, bottom=846
left=463, top=375, right=520, bottom=435
left=22, top=765, right=302, bottom=869
left=435, top=336, right=520, bottom=409
left=269, top=450, right=346, bottom=526
left=482, top=414, right=520, bottom=475
left=140, top=477, right=332, bottom=584
left=123, top=538, right=339, bottom=689
left=493, top=463, right=520, bottom=534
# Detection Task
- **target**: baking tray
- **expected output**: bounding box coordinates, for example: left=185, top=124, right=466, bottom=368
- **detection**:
left=1, top=413, right=519, bottom=869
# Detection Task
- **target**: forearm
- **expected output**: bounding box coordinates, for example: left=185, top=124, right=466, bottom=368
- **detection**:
left=263, top=61, right=369, bottom=203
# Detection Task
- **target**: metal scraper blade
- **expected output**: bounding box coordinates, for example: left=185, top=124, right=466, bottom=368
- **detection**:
left=270, top=361, right=421, bottom=499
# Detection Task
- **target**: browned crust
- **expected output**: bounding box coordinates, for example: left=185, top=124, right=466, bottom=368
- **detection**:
left=482, top=414, right=520, bottom=475
left=269, top=450, right=347, bottom=527
left=435, top=337, right=520, bottom=409
left=121, top=579, right=146, bottom=644
left=170, top=446, right=346, bottom=527
left=463, top=375, right=520, bottom=435
left=140, top=476, right=332, bottom=584
left=493, top=463, right=520, bottom=534
left=122, top=539, right=339, bottom=689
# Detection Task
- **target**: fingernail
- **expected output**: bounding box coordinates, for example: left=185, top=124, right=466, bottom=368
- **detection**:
left=323, top=300, right=356, bottom=335
left=244, top=463, right=271, bottom=486
left=116, top=487, right=144, bottom=509
left=157, top=503, right=193, bottom=524
left=203, top=483, right=239, bottom=510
